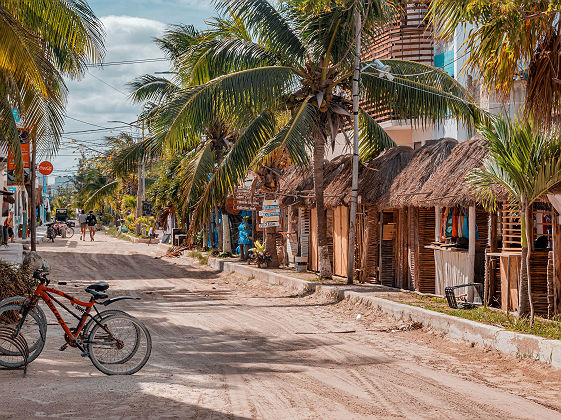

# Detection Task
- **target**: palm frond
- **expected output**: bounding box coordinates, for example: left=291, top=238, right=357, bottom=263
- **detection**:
left=256, top=98, right=315, bottom=166
left=128, top=75, right=180, bottom=104
left=213, top=0, right=306, bottom=65
left=191, top=110, right=277, bottom=227
left=362, top=59, right=484, bottom=127
left=358, top=108, right=396, bottom=161
left=84, top=180, right=120, bottom=208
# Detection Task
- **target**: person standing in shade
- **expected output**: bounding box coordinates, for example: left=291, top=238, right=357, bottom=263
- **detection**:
left=238, top=216, right=252, bottom=261
left=86, top=210, right=97, bottom=241
left=78, top=209, right=88, bottom=241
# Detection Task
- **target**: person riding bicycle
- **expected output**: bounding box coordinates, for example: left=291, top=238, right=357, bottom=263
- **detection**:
left=86, top=211, right=97, bottom=242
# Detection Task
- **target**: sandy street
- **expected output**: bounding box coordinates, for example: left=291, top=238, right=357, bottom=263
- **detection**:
left=1, top=233, right=561, bottom=419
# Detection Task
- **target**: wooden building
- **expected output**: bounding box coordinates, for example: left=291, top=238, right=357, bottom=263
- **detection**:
left=414, top=138, right=492, bottom=295
left=375, top=138, right=458, bottom=290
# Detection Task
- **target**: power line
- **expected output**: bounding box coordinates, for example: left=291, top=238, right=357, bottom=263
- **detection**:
left=86, top=70, right=128, bottom=96
left=61, top=125, right=133, bottom=135
left=85, top=57, right=168, bottom=67
left=64, top=115, right=111, bottom=129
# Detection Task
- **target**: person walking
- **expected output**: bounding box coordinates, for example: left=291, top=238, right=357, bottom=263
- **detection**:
left=238, top=216, right=252, bottom=261
left=86, top=210, right=97, bottom=241
left=78, top=209, right=88, bottom=241
left=4, top=211, right=14, bottom=243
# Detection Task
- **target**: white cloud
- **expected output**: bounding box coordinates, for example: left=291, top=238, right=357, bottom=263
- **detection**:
left=50, top=15, right=170, bottom=178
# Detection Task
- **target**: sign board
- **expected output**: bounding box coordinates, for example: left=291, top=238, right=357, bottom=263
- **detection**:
left=259, top=210, right=281, bottom=217
left=262, top=215, right=280, bottom=223
left=38, top=161, right=53, bottom=176
left=12, top=109, right=20, bottom=123
left=263, top=199, right=279, bottom=206
left=259, top=221, right=281, bottom=228
left=7, top=143, right=30, bottom=170
left=233, top=187, right=260, bottom=211
left=142, top=201, right=152, bottom=216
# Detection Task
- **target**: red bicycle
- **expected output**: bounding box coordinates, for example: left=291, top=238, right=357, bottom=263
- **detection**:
left=0, top=269, right=151, bottom=375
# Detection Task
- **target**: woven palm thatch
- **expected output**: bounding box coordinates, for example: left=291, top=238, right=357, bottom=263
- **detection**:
left=415, top=136, right=494, bottom=207
left=278, top=155, right=352, bottom=208
left=378, top=138, right=458, bottom=209
left=358, top=146, right=415, bottom=206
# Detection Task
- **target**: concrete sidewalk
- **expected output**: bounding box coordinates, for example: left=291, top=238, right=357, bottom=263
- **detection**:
left=0, top=243, right=23, bottom=265
left=207, top=257, right=561, bottom=369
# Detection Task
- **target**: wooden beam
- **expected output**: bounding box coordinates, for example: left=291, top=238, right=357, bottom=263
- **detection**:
left=553, top=209, right=561, bottom=315
left=435, top=206, right=441, bottom=242
left=468, top=206, right=476, bottom=283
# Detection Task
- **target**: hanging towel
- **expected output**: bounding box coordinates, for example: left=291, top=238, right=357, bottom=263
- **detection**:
left=445, top=208, right=453, bottom=237
left=452, top=207, right=459, bottom=238
left=458, top=208, right=464, bottom=238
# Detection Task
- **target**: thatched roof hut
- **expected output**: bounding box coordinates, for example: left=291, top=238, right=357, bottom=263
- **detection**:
left=378, top=138, right=458, bottom=209
left=357, top=146, right=415, bottom=206
left=414, top=136, right=493, bottom=207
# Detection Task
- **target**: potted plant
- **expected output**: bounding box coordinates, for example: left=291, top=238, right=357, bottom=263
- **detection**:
left=249, top=240, right=271, bottom=268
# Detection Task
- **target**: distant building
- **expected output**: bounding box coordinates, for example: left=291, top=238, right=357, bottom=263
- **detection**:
left=54, top=175, right=75, bottom=193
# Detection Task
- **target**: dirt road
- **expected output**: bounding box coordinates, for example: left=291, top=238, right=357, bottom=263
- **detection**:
left=1, top=233, right=560, bottom=419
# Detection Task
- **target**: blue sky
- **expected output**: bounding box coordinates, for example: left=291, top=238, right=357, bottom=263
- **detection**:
left=49, top=1, right=213, bottom=182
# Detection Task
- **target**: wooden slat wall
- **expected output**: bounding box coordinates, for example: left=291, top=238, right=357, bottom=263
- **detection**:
left=418, top=208, right=436, bottom=293
left=530, top=251, right=550, bottom=316
left=309, top=208, right=318, bottom=271
left=361, top=208, right=380, bottom=282
left=333, top=206, right=349, bottom=277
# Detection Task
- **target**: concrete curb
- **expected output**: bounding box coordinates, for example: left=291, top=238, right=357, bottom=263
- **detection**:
left=207, top=257, right=561, bottom=369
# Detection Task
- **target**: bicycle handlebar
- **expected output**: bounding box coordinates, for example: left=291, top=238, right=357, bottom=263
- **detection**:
left=33, top=269, right=50, bottom=286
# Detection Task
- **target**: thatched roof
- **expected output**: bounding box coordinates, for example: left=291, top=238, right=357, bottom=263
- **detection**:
left=378, top=138, right=458, bottom=209
left=415, top=136, right=493, bottom=207
left=358, top=146, right=415, bottom=206
left=278, top=155, right=352, bottom=207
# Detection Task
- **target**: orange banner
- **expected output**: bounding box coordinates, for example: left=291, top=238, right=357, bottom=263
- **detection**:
left=7, top=142, right=30, bottom=170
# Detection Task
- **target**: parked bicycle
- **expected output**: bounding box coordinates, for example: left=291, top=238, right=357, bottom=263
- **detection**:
left=0, top=269, right=151, bottom=375
left=46, top=221, right=75, bottom=241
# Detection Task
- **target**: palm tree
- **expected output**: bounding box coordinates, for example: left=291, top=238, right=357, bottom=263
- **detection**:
left=141, top=0, right=481, bottom=277
left=428, top=0, right=561, bottom=126
left=0, top=0, right=104, bottom=162
left=469, top=116, right=561, bottom=323
left=0, top=0, right=104, bottom=250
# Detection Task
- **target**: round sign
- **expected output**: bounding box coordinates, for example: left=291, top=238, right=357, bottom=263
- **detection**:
left=38, top=161, right=53, bottom=176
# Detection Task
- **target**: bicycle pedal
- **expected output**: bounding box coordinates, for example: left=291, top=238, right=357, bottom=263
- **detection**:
left=59, top=343, right=68, bottom=351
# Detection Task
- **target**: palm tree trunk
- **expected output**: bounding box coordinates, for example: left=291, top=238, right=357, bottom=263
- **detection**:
left=519, top=245, right=530, bottom=316
left=222, top=211, right=232, bottom=254
left=525, top=205, right=535, bottom=323
left=202, top=224, right=208, bottom=250
left=518, top=203, right=533, bottom=318
left=313, top=132, right=332, bottom=278
left=215, top=206, right=223, bottom=251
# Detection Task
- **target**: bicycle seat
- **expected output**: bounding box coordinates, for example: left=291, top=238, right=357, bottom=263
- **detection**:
left=86, top=282, right=109, bottom=292
left=85, top=288, right=108, bottom=300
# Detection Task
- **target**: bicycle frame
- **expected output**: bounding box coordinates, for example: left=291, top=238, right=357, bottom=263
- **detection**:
left=32, top=284, right=95, bottom=340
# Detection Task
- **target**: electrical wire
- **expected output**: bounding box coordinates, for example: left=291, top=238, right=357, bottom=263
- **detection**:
left=64, top=115, right=113, bottom=129
left=86, top=70, right=128, bottom=96
left=85, top=57, right=168, bottom=67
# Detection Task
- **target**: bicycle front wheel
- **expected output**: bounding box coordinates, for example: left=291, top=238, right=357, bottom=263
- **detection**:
left=87, top=314, right=151, bottom=375
left=0, top=304, right=46, bottom=368
left=65, top=227, right=74, bottom=238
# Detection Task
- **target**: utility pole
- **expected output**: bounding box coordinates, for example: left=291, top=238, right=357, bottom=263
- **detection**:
left=347, top=9, right=361, bottom=284
left=30, top=139, right=37, bottom=251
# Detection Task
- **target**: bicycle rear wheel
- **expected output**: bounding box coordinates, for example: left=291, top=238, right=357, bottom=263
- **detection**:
left=0, top=304, right=46, bottom=368
left=87, top=314, right=151, bottom=375
left=65, top=226, right=74, bottom=238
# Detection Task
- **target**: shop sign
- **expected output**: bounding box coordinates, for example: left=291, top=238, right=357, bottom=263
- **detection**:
left=38, top=161, right=53, bottom=176
left=259, top=221, right=280, bottom=228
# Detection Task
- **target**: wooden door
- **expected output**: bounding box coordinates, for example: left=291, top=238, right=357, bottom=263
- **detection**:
left=332, top=206, right=349, bottom=277
left=309, top=208, right=318, bottom=271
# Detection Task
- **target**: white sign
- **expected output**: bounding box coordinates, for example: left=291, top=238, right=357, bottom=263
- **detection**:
left=263, top=205, right=279, bottom=211
left=263, top=199, right=279, bottom=206
left=259, top=221, right=280, bottom=228
left=259, top=210, right=281, bottom=217
left=262, top=215, right=280, bottom=223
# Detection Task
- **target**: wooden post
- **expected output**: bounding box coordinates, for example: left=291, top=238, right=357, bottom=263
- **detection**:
left=490, top=212, right=498, bottom=252
left=30, top=140, right=37, bottom=251
left=552, top=209, right=561, bottom=315
left=435, top=206, right=441, bottom=242
left=468, top=206, right=476, bottom=283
